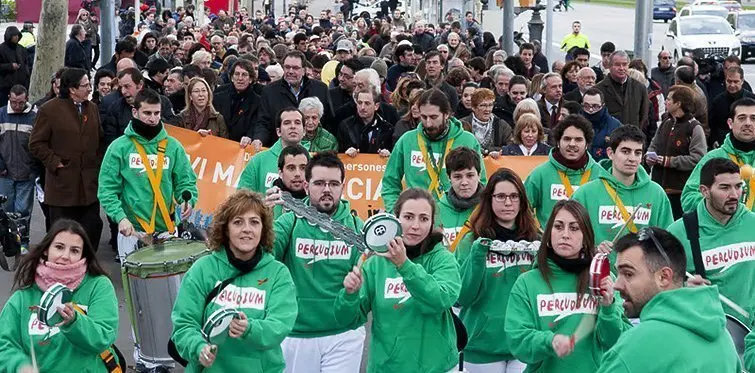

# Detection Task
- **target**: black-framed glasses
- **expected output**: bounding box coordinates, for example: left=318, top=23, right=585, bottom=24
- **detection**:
left=637, top=227, right=671, bottom=266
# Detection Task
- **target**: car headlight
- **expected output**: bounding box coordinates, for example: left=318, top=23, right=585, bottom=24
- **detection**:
left=733, top=47, right=741, bottom=56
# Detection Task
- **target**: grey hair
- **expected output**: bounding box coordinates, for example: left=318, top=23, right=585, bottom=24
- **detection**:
left=540, top=72, right=562, bottom=91
left=513, top=98, right=542, bottom=123
left=493, top=50, right=508, bottom=59
left=191, top=50, right=212, bottom=64
left=610, top=50, right=629, bottom=64
left=355, top=68, right=381, bottom=92
left=298, top=97, right=325, bottom=118
left=492, top=66, right=514, bottom=81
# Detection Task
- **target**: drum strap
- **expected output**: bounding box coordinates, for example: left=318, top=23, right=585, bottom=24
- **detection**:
left=601, top=180, right=637, bottom=233
left=71, top=304, right=124, bottom=373
left=727, top=154, right=755, bottom=209
left=450, top=223, right=471, bottom=253
left=682, top=210, right=707, bottom=279
left=417, top=131, right=454, bottom=200
left=130, top=138, right=175, bottom=234
left=557, top=169, right=591, bottom=198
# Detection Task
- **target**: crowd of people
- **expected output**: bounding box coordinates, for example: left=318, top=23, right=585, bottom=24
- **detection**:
left=0, top=1, right=755, bottom=373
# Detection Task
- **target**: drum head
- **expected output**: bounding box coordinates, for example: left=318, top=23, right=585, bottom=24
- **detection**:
left=362, top=213, right=401, bottom=253
left=726, top=314, right=750, bottom=361
left=202, top=308, right=240, bottom=344
left=124, top=240, right=210, bottom=278
left=38, top=283, right=72, bottom=327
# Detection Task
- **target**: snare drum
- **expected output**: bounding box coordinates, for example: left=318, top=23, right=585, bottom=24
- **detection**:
left=122, top=240, right=210, bottom=365
left=589, top=253, right=610, bottom=298
left=726, top=314, right=751, bottom=365
left=202, top=308, right=241, bottom=345
left=38, top=283, right=73, bottom=327
left=362, top=213, right=402, bottom=253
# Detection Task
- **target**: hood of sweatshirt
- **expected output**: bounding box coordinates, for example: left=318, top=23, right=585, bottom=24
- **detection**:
left=597, top=158, right=651, bottom=191
left=639, top=286, right=727, bottom=342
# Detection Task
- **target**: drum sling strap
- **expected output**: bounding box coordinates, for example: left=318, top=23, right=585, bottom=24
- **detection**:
left=417, top=131, right=454, bottom=200
left=557, top=169, right=591, bottom=198
left=130, top=138, right=176, bottom=234
left=168, top=273, right=244, bottom=367
left=682, top=210, right=707, bottom=279
left=71, top=304, right=126, bottom=373
left=601, top=180, right=638, bottom=233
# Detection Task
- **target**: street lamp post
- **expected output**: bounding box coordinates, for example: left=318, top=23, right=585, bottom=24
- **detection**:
left=528, top=1, right=545, bottom=43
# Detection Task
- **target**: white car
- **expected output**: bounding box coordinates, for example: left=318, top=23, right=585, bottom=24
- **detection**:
left=663, top=15, right=741, bottom=62
left=678, top=4, right=729, bottom=19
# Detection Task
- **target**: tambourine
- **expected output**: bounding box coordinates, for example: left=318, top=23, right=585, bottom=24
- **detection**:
left=479, top=239, right=541, bottom=255
left=38, top=283, right=73, bottom=327
left=589, top=253, right=610, bottom=299
left=361, top=213, right=402, bottom=253
left=202, top=308, right=241, bottom=345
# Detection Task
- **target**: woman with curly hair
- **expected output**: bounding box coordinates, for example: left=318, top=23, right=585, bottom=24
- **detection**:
left=390, top=76, right=423, bottom=116
left=171, top=190, right=298, bottom=372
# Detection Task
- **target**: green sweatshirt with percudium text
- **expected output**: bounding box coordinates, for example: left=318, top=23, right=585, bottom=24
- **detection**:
left=238, top=140, right=285, bottom=193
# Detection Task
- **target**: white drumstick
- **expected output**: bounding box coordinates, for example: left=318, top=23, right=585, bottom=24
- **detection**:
left=685, top=272, right=749, bottom=319
left=29, top=333, right=37, bottom=372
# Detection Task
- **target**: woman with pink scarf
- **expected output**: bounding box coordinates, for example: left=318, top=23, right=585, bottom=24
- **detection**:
left=0, top=219, right=119, bottom=373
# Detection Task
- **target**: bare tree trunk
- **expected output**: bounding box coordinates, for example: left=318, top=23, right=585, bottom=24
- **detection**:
left=29, top=0, right=68, bottom=102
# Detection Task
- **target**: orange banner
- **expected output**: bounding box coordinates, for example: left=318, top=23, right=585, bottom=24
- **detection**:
left=166, top=125, right=548, bottom=225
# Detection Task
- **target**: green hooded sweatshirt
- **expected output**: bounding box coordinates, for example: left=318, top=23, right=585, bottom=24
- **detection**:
left=381, top=117, right=487, bottom=212
left=238, top=140, right=285, bottom=193
left=334, top=241, right=461, bottom=373
left=504, top=260, right=631, bottom=373
left=98, top=122, right=198, bottom=231
left=596, top=286, right=741, bottom=373
left=437, top=193, right=477, bottom=248
left=524, top=150, right=606, bottom=227
left=572, top=159, right=674, bottom=260
left=667, top=200, right=755, bottom=324
left=273, top=198, right=364, bottom=337
left=171, top=249, right=298, bottom=373
left=745, top=329, right=755, bottom=371
left=682, top=134, right=755, bottom=213
left=455, top=234, right=535, bottom=364
left=0, top=274, right=119, bottom=373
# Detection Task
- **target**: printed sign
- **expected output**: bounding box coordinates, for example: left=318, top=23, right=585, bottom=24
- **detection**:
left=213, top=284, right=266, bottom=310
left=536, top=292, right=598, bottom=322
left=384, top=277, right=412, bottom=303
left=703, top=242, right=755, bottom=272
left=486, top=252, right=535, bottom=273
left=294, top=238, right=352, bottom=264
left=550, top=184, right=580, bottom=200
left=598, top=205, right=652, bottom=226
left=129, top=153, right=171, bottom=169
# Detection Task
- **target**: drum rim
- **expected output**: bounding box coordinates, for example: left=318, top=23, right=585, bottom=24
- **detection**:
left=122, top=241, right=210, bottom=270
left=39, top=284, right=72, bottom=325
left=362, top=214, right=401, bottom=253
left=202, top=308, right=240, bottom=340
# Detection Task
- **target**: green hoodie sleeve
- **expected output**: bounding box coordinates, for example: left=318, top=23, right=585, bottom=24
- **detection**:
left=59, top=276, right=119, bottom=354
left=169, top=140, right=199, bottom=207
left=239, top=265, right=298, bottom=349
left=504, top=277, right=557, bottom=364
left=524, top=169, right=543, bottom=215
left=381, top=136, right=407, bottom=213
left=594, top=348, right=631, bottom=373
left=334, top=261, right=375, bottom=328
left=745, top=330, right=755, bottom=372
left=455, top=235, right=488, bottom=308
left=0, top=292, right=32, bottom=373
left=653, top=189, right=674, bottom=230
left=171, top=261, right=214, bottom=365
left=397, top=249, right=461, bottom=314
left=272, top=213, right=295, bottom=261
left=97, top=142, right=128, bottom=223
left=238, top=156, right=261, bottom=192
left=594, top=297, right=632, bottom=348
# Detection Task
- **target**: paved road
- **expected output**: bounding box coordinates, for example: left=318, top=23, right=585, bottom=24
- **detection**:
left=0, top=1, right=749, bottom=372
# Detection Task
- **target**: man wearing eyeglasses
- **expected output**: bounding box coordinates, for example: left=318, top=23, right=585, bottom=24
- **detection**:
left=563, top=67, right=596, bottom=104
left=572, top=125, right=673, bottom=262
left=579, top=88, right=620, bottom=161
left=597, top=227, right=741, bottom=373
left=267, top=152, right=367, bottom=373
left=669, top=157, right=755, bottom=325
left=650, top=50, right=674, bottom=96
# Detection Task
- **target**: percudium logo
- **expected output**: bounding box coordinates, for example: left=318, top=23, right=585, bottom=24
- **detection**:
left=598, top=205, right=651, bottom=227
left=295, top=238, right=351, bottom=264
left=702, top=242, right=755, bottom=272
left=550, top=184, right=581, bottom=200
left=486, top=252, right=534, bottom=274
left=384, top=277, right=412, bottom=307
left=264, top=172, right=279, bottom=188
left=28, top=305, right=89, bottom=337
left=410, top=151, right=441, bottom=170
left=536, top=293, right=598, bottom=321
left=129, top=154, right=171, bottom=170
left=214, top=284, right=266, bottom=310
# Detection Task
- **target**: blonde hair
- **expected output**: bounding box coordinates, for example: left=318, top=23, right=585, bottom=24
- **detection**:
left=207, top=190, right=274, bottom=252
left=184, top=77, right=217, bottom=113
left=513, top=113, right=545, bottom=145
left=529, top=73, right=545, bottom=97
left=627, top=68, right=647, bottom=86
left=513, top=98, right=541, bottom=123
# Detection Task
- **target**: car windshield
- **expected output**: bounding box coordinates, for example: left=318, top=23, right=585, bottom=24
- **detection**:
left=739, top=14, right=755, bottom=30
left=681, top=19, right=733, bottom=34
left=693, top=9, right=729, bottom=18
left=654, top=0, right=674, bottom=5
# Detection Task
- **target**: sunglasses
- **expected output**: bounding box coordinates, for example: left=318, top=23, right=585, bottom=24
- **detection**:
left=636, top=227, right=671, bottom=266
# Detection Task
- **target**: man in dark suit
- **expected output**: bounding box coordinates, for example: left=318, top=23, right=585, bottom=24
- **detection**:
left=537, top=72, right=564, bottom=130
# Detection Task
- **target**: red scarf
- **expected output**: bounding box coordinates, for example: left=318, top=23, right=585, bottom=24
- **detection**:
left=35, top=259, right=87, bottom=291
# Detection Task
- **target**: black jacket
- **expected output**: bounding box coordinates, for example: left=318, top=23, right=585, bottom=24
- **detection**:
left=64, top=36, right=91, bottom=70
left=425, top=79, right=459, bottom=111
left=413, top=32, right=435, bottom=53
left=0, top=27, right=30, bottom=89
left=493, top=94, right=516, bottom=126
left=258, top=77, right=331, bottom=146
left=332, top=99, right=399, bottom=134
left=329, top=86, right=352, bottom=118
left=168, top=90, right=186, bottom=114
left=502, top=142, right=551, bottom=156
left=563, top=89, right=584, bottom=104
left=337, top=114, right=394, bottom=154
left=212, top=85, right=261, bottom=142
left=102, top=93, right=176, bottom=145
left=97, top=55, right=117, bottom=74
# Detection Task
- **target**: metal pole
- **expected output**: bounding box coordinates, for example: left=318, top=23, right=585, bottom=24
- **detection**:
left=503, top=0, right=514, bottom=55
left=634, top=0, right=650, bottom=64
left=545, top=0, right=553, bottom=61
left=100, top=0, right=115, bottom=67
left=134, top=0, right=141, bottom=34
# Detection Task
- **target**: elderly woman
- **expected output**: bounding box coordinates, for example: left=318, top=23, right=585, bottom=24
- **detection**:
left=171, top=190, right=297, bottom=372
left=646, top=85, right=707, bottom=219
left=502, top=112, right=551, bottom=156
left=176, top=77, right=229, bottom=139
left=461, top=88, right=513, bottom=158
left=513, top=98, right=542, bottom=124
left=75, top=9, right=99, bottom=66
left=298, top=97, right=338, bottom=152
left=191, top=50, right=213, bottom=70
left=266, top=65, right=284, bottom=83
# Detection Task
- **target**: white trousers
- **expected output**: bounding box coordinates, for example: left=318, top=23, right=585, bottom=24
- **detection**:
left=282, top=327, right=366, bottom=373
left=461, top=360, right=527, bottom=373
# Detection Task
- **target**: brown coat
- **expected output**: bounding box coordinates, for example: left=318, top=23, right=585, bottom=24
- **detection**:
left=175, top=109, right=230, bottom=139
left=596, top=75, right=650, bottom=128
left=29, top=98, right=103, bottom=207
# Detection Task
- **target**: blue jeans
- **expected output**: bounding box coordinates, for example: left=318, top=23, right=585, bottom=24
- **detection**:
left=0, top=178, right=34, bottom=245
